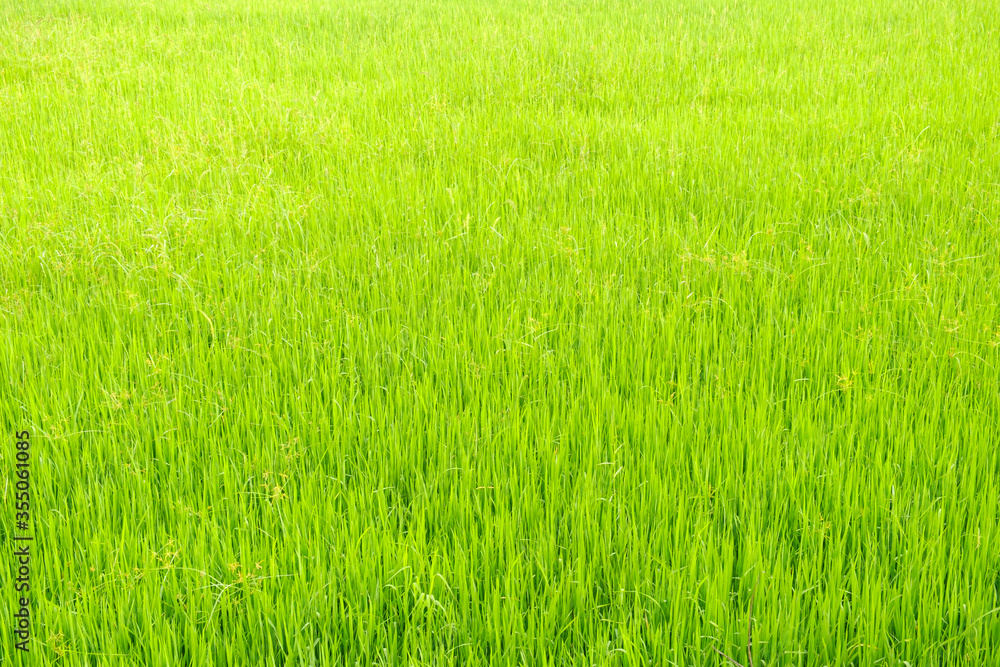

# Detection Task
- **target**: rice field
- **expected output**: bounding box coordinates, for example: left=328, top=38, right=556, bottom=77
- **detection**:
left=1, top=0, right=999, bottom=664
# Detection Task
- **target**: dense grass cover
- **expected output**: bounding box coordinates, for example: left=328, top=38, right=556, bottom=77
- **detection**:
left=1, top=0, right=999, bottom=664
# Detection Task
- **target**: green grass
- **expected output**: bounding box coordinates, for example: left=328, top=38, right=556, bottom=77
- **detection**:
left=1, top=0, right=999, bottom=664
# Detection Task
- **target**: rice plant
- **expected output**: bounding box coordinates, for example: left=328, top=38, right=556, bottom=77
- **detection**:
left=1, top=0, right=998, bottom=664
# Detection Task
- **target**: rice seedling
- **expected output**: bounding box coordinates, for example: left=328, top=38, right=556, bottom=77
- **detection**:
left=1, top=0, right=998, bottom=664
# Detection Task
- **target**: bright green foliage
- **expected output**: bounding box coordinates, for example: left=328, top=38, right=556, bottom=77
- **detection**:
left=1, top=0, right=999, bottom=664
